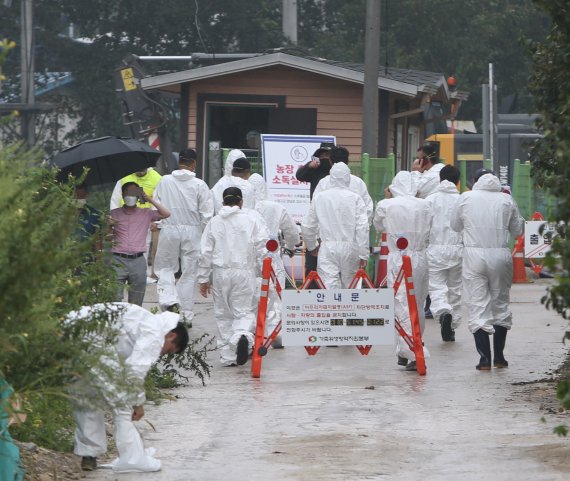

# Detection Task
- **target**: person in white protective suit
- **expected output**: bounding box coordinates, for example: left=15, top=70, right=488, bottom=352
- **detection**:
left=373, top=171, right=432, bottom=371
left=249, top=173, right=300, bottom=347
left=301, top=162, right=369, bottom=289
left=153, top=150, right=214, bottom=323
left=450, top=169, right=523, bottom=370
left=210, top=149, right=256, bottom=214
left=425, top=165, right=463, bottom=342
left=69, top=303, right=188, bottom=472
left=411, top=143, right=445, bottom=199
left=198, top=187, right=268, bottom=366
left=312, top=146, right=374, bottom=224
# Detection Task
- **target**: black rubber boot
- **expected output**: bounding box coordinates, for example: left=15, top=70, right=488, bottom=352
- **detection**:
left=493, top=325, right=509, bottom=368
left=397, top=356, right=408, bottom=366
left=236, top=335, right=249, bottom=366
left=473, top=329, right=492, bottom=371
left=440, top=313, right=454, bottom=342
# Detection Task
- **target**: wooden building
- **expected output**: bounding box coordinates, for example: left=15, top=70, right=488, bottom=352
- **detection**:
left=141, top=52, right=467, bottom=182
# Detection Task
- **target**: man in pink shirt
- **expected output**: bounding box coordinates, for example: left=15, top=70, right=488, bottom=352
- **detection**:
left=110, top=182, right=170, bottom=305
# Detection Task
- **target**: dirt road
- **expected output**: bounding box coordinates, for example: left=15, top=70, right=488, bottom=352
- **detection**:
left=87, top=281, right=569, bottom=481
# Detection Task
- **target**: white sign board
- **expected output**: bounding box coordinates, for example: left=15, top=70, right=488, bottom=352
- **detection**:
left=261, top=134, right=336, bottom=224
left=524, top=221, right=557, bottom=258
left=281, top=289, right=395, bottom=347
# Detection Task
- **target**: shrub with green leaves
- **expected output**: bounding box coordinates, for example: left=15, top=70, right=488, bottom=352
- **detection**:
left=0, top=144, right=118, bottom=448
left=529, top=0, right=570, bottom=434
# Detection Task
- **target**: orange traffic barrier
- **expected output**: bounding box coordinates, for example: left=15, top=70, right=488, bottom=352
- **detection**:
left=251, top=256, right=285, bottom=378
left=512, top=235, right=529, bottom=283
left=377, top=233, right=389, bottom=288
left=392, top=256, right=426, bottom=376
left=251, top=247, right=427, bottom=378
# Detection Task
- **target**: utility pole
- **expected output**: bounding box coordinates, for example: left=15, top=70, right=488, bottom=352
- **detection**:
left=282, top=0, right=298, bottom=44
left=489, top=63, right=499, bottom=175
left=483, top=63, right=498, bottom=173
left=361, top=0, right=380, bottom=157
left=20, top=0, right=35, bottom=146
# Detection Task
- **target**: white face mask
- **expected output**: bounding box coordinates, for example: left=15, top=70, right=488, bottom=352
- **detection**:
left=124, top=196, right=138, bottom=207
left=73, top=198, right=87, bottom=208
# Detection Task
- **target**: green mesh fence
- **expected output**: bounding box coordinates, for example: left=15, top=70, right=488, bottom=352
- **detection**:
left=458, top=158, right=558, bottom=220
left=512, top=159, right=558, bottom=220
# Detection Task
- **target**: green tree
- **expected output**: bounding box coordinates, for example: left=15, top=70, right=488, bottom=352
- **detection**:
left=0, top=0, right=552, bottom=146
left=299, top=0, right=550, bottom=122
left=528, top=0, right=570, bottom=418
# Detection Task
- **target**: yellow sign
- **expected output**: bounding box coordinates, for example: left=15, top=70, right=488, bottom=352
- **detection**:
left=121, top=68, right=137, bottom=91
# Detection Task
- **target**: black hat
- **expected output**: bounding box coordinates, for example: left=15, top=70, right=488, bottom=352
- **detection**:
left=222, top=186, right=243, bottom=205
left=179, top=148, right=197, bottom=162
left=474, top=168, right=494, bottom=183
left=312, top=142, right=335, bottom=158
left=232, top=157, right=251, bottom=171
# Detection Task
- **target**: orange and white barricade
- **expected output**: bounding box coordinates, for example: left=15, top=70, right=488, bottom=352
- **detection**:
left=251, top=237, right=426, bottom=378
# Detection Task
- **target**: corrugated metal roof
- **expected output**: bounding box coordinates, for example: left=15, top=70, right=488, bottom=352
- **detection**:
left=141, top=51, right=468, bottom=101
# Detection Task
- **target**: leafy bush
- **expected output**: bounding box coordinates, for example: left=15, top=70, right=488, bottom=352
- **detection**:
left=0, top=144, right=118, bottom=449
left=529, top=0, right=570, bottom=434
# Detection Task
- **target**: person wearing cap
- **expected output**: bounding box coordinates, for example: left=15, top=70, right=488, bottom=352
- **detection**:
left=295, top=142, right=335, bottom=199
left=412, top=143, right=445, bottom=199
left=373, top=171, right=432, bottom=371
left=152, top=149, right=214, bottom=323
left=450, top=170, right=523, bottom=370
left=69, top=303, right=189, bottom=472
left=210, top=150, right=256, bottom=214
left=249, top=174, right=300, bottom=347
left=312, top=146, right=374, bottom=224
left=197, top=187, right=268, bottom=366
left=425, top=165, right=463, bottom=342
left=302, top=163, right=369, bottom=290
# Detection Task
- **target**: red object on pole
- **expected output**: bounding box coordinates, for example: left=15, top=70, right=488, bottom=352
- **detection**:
left=376, top=233, right=389, bottom=288
left=147, top=129, right=160, bottom=151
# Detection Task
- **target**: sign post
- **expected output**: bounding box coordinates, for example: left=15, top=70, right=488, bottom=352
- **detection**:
left=523, top=212, right=558, bottom=276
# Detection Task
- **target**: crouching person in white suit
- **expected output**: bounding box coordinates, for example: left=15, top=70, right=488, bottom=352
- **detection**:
left=68, top=303, right=189, bottom=472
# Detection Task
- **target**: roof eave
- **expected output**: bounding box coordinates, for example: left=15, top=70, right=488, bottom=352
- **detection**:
left=141, top=52, right=419, bottom=97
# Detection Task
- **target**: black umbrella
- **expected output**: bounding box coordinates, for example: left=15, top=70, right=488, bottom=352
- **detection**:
left=52, top=136, right=161, bottom=186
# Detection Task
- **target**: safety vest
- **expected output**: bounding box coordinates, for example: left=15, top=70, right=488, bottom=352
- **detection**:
left=120, top=169, right=162, bottom=208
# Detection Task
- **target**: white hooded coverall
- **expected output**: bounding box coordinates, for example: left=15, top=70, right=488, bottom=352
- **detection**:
left=413, top=162, right=445, bottom=199
left=302, top=163, right=369, bottom=289
left=197, top=206, right=268, bottom=365
left=153, top=170, right=213, bottom=320
left=373, top=171, right=432, bottom=361
left=450, top=174, right=523, bottom=334
left=249, top=173, right=300, bottom=333
left=210, top=149, right=256, bottom=214
left=69, top=303, right=179, bottom=472
left=425, top=180, right=463, bottom=328
left=313, top=170, right=374, bottom=224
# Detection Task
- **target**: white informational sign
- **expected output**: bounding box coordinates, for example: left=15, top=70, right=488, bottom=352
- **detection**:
left=524, top=221, right=558, bottom=258
left=260, top=134, right=336, bottom=224
left=281, top=289, right=395, bottom=347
